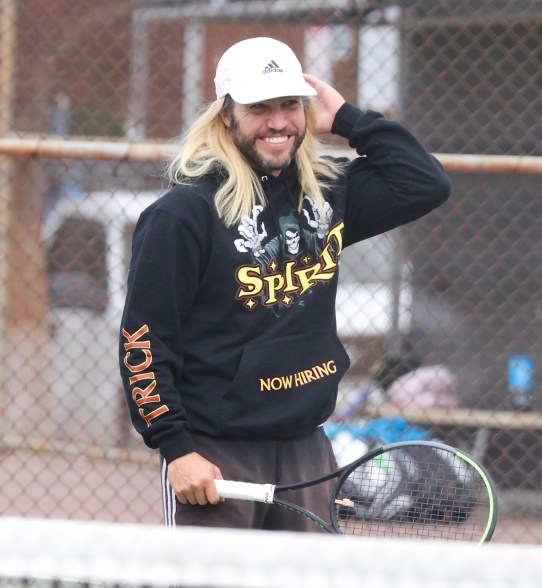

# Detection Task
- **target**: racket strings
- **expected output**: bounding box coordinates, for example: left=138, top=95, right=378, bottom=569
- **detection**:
left=334, top=446, right=492, bottom=542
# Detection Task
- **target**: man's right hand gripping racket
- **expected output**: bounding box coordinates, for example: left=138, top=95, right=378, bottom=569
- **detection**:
left=215, top=440, right=497, bottom=543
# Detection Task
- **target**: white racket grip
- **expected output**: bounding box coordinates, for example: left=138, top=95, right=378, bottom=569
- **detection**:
left=214, top=480, right=275, bottom=504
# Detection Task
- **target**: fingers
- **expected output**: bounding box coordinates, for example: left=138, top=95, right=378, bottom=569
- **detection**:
left=178, top=480, right=220, bottom=506
left=303, top=73, right=322, bottom=90
left=176, top=479, right=205, bottom=505
left=303, top=73, right=344, bottom=104
left=303, top=73, right=346, bottom=135
left=167, top=453, right=224, bottom=506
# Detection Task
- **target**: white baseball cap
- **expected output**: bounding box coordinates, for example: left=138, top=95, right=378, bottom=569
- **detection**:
left=214, top=37, right=317, bottom=104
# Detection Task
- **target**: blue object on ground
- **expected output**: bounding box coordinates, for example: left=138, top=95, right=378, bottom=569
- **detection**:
left=325, top=416, right=431, bottom=444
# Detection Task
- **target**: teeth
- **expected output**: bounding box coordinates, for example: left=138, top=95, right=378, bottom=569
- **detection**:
left=264, top=136, right=288, bottom=144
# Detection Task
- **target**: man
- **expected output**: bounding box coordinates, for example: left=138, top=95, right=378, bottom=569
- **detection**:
left=119, top=37, right=451, bottom=531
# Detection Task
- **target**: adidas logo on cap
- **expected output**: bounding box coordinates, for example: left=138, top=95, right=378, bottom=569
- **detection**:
left=262, top=60, right=283, bottom=74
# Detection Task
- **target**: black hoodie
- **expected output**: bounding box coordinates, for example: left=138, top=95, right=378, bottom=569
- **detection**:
left=119, top=103, right=451, bottom=464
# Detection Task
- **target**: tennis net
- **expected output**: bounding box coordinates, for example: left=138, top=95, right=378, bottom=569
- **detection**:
left=0, top=517, right=539, bottom=588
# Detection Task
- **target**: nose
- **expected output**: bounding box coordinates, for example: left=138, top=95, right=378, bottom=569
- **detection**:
left=267, top=107, right=288, bottom=131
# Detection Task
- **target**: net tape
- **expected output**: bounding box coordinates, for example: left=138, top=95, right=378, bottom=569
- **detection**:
left=0, top=517, right=540, bottom=588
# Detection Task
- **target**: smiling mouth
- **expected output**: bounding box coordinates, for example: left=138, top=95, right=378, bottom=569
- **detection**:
left=262, top=135, right=289, bottom=145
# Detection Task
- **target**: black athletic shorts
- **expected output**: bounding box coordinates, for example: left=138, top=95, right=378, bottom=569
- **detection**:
left=160, top=426, right=338, bottom=533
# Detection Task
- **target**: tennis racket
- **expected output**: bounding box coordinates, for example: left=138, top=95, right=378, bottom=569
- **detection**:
left=215, top=439, right=497, bottom=543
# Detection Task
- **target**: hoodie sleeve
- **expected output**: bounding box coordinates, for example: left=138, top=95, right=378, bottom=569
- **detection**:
left=118, top=187, right=211, bottom=464
left=331, top=102, right=451, bottom=246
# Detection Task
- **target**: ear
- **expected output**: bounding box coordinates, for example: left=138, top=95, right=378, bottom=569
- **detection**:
left=220, top=108, right=231, bottom=128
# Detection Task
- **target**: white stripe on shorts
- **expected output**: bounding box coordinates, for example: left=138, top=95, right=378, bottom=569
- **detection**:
left=161, top=456, right=176, bottom=527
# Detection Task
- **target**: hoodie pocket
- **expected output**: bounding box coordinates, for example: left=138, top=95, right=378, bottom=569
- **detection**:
left=219, top=329, right=350, bottom=438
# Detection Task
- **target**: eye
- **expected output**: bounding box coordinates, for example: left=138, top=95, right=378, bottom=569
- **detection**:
left=284, top=98, right=302, bottom=109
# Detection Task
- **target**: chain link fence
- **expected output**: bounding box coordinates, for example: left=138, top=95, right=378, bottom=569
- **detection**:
left=1, top=0, right=541, bottom=543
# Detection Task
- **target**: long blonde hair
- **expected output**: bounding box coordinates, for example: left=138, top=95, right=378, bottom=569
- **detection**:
left=166, top=97, right=345, bottom=227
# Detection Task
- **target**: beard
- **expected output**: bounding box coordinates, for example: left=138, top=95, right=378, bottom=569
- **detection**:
left=229, top=115, right=306, bottom=174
